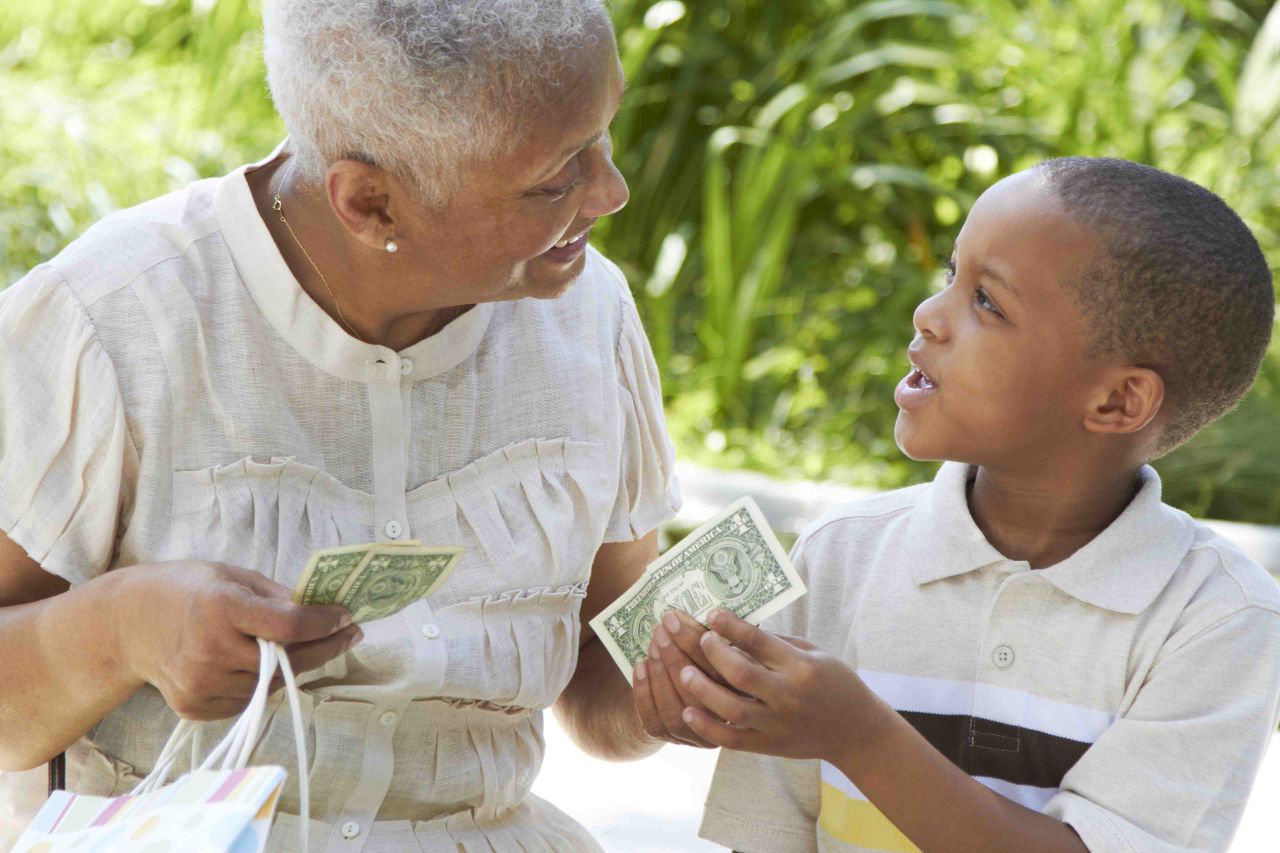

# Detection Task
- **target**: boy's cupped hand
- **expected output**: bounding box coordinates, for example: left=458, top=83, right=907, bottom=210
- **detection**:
left=676, top=608, right=872, bottom=763
left=632, top=608, right=731, bottom=747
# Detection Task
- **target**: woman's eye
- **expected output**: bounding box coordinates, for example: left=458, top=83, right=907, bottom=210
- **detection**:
left=974, top=286, right=1002, bottom=317
left=545, top=177, right=582, bottom=201
left=943, top=257, right=956, bottom=285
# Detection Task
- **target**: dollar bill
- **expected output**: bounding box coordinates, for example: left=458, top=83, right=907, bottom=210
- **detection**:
left=589, top=496, right=806, bottom=683
left=292, top=544, right=375, bottom=606
left=334, top=545, right=464, bottom=623
left=292, top=541, right=463, bottom=624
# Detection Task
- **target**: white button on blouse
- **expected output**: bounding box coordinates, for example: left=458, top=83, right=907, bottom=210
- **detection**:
left=0, top=141, right=683, bottom=853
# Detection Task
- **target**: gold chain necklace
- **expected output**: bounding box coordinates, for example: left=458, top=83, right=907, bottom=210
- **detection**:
left=272, top=162, right=364, bottom=341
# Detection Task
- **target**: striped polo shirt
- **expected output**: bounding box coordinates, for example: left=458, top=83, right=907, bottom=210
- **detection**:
left=699, top=462, right=1280, bottom=853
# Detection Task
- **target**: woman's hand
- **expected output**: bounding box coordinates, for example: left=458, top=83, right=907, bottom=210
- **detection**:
left=112, top=562, right=360, bottom=720
left=676, top=608, right=873, bottom=763
left=631, top=608, right=732, bottom=748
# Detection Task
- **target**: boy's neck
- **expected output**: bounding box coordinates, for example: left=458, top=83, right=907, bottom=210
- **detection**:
left=967, top=460, right=1144, bottom=570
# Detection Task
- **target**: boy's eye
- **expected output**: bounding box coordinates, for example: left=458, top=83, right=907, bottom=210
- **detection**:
left=974, top=286, right=1003, bottom=317
left=943, top=256, right=957, bottom=285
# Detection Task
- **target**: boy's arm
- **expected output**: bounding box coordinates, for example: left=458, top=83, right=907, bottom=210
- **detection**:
left=829, top=690, right=1087, bottom=852
left=1040, top=604, right=1280, bottom=852
left=683, top=604, right=1280, bottom=853
left=681, top=610, right=1088, bottom=853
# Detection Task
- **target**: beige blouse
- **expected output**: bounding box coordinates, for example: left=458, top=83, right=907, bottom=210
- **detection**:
left=0, top=143, right=681, bottom=851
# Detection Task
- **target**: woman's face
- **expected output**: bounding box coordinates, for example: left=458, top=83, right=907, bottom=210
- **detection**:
left=397, top=26, right=629, bottom=306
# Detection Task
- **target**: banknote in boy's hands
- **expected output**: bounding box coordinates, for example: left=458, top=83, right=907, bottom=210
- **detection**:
left=292, top=541, right=464, bottom=624
left=589, top=496, right=806, bottom=683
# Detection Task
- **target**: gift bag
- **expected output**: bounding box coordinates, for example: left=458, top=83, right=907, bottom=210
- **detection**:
left=14, top=639, right=310, bottom=853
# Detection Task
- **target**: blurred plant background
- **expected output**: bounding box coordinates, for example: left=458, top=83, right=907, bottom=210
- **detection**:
left=3, top=0, right=1279, bottom=522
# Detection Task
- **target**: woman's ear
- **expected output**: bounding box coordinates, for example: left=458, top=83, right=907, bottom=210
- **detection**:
left=325, top=159, right=398, bottom=251
left=1083, top=367, right=1164, bottom=436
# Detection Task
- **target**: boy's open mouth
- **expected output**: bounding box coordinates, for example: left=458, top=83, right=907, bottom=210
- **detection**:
left=906, top=362, right=937, bottom=390
left=895, top=358, right=939, bottom=412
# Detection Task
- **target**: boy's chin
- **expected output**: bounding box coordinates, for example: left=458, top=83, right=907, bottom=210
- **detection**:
left=894, top=414, right=946, bottom=462
left=893, top=414, right=981, bottom=464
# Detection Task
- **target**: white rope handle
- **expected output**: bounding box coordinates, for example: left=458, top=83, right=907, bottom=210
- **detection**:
left=202, top=641, right=274, bottom=773
left=134, top=719, right=198, bottom=795
left=132, top=639, right=310, bottom=853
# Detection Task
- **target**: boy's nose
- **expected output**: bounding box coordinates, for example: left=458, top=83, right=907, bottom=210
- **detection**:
left=912, top=290, right=949, bottom=341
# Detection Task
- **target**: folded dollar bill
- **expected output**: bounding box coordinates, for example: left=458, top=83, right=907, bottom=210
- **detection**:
left=589, top=496, right=806, bottom=683
left=292, top=541, right=464, bottom=624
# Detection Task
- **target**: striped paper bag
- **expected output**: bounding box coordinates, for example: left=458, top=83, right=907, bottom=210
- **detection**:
left=11, top=765, right=286, bottom=853
left=13, top=639, right=310, bottom=853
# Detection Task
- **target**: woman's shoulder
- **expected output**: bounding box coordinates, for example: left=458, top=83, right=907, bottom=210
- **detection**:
left=41, top=176, right=224, bottom=313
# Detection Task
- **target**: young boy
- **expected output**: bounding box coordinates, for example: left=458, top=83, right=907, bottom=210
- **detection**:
left=632, top=158, right=1280, bottom=852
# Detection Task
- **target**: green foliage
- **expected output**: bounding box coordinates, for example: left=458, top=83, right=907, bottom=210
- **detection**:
left=2, top=0, right=1279, bottom=522
left=604, top=0, right=1280, bottom=520
left=0, top=0, right=281, bottom=282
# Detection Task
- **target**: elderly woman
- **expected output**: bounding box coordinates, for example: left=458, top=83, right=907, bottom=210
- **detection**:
left=0, top=1, right=692, bottom=849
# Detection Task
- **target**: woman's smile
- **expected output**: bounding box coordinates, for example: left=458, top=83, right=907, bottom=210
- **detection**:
left=541, top=225, right=593, bottom=263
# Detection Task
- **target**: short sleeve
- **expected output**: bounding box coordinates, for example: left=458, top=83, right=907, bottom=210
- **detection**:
left=699, top=539, right=821, bottom=853
left=603, top=287, right=681, bottom=542
left=1044, top=606, right=1280, bottom=852
left=0, top=266, right=131, bottom=585
left=700, top=751, right=821, bottom=853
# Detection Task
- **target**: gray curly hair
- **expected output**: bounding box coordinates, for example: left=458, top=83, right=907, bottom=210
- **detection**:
left=263, top=0, right=612, bottom=206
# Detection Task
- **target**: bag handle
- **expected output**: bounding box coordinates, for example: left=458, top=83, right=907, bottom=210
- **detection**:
left=131, top=640, right=310, bottom=853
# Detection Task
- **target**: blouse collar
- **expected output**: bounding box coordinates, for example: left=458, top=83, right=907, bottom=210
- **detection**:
left=212, top=140, right=493, bottom=384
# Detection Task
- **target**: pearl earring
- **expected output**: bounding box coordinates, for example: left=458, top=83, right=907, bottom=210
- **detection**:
left=384, top=238, right=399, bottom=254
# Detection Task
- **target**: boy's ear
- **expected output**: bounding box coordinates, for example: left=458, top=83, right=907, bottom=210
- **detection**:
left=1083, top=367, right=1164, bottom=436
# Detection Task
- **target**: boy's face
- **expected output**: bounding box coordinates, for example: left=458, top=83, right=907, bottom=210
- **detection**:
left=894, top=170, right=1111, bottom=468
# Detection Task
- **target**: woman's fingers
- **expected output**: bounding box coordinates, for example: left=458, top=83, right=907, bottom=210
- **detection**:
left=176, top=697, right=263, bottom=723
left=213, top=563, right=293, bottom=600
left=654, top=623, right=713, bottom=710
left=642, top=644, right=714, bottom=747
left=227, top=586, right=351, bottom=645
left=662, top=610, right=721, bottom=678
left=219, top=671, right=266, bottom=700
left=632, top=661, right=672, bottom=742
left=633, top=661, right=706, bottom=746
left=284, top=625, right=363, bottom=675
left=127, top=561, right=357, bottom=722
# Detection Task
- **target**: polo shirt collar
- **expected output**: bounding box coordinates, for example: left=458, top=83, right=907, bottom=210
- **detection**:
left=907, top=461, right=1195, bottom=615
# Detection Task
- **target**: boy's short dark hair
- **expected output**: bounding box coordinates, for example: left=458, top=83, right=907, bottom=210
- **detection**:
left=1036, top=157, right=1275, bottom=455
